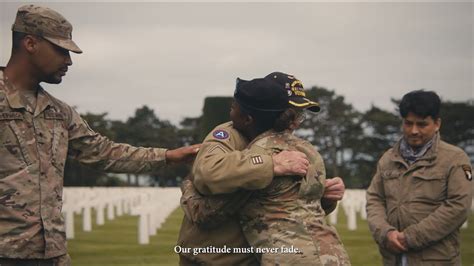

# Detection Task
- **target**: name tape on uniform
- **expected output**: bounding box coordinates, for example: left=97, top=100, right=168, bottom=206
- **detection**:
left=0, top=112, right=22, bottom=121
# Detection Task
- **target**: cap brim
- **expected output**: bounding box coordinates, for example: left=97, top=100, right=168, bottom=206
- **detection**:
left=44, top=36, right=82, bottom=54
left=289, top=97, right=320, bottom=113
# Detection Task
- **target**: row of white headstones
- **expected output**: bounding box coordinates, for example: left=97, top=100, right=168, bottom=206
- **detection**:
left=62, top=187, right=181, bottom=245
left=62, top=188, right=471, bottom=245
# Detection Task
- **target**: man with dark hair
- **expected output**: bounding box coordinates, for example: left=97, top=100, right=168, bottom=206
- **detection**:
left=0, top=5, right=204, bottom=265
left=11, top=32, right=28, bottom=52
left=399, top=90, right=441, bottom=121
left=366, top=90, right=472, bottom=265
left=1, top=6, right=313, bottom=265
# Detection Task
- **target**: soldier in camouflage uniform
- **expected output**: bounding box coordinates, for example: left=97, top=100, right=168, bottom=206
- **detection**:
left=178, top=120, right=344, bottom=265
left=240, top=130, right=349, bottom=266
left=0, top=5, right=199, bottom=265
left=179, top=72, right=350, bottom=265
left=231, top=73, right=350, bottom=266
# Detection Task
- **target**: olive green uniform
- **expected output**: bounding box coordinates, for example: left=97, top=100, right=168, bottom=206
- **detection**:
left=192, top=122, right=274, bottom=195
left=0, top=69, right=167, bottom=260
left=178, top=122, right=273, bottom=265
left=366, top=134, right=472, bottom=265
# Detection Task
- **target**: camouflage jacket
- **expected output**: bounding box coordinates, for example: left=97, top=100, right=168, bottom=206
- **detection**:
left=0, top=69, right=167, bottom=259
left=239, top=130, right=350, bottom=266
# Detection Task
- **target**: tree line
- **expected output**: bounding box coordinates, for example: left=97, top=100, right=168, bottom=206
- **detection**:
left=64, top=87, right=474, bottom=188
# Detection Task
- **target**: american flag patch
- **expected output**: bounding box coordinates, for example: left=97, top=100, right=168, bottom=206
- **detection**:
left=251, top=156, right=263, bottom=165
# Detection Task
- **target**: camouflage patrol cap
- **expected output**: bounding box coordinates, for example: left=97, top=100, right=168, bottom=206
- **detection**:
left=12, top=5, right=82, bottom=54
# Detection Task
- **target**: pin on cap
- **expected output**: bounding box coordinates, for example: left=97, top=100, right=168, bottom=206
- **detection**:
left=265, top=72, right=320, bottom=113
left=233, top=72, right=321, bottom=113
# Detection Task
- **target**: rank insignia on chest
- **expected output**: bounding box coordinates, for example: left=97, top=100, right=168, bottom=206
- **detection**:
left=251, top=155, right=263, bottom=165
left=212, top=129, right=229, bottom=140
left=462, top=165, right=472, bottom=181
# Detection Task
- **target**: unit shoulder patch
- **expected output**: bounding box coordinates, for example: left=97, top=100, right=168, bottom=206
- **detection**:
left=212, top=129, right=229, bottom=140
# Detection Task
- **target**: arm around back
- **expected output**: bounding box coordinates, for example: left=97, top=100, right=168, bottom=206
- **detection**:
left=192, top=123, right=274, bottom=195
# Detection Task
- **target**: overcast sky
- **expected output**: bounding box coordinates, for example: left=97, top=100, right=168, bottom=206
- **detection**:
left=1, top=2, right=472, bottom=125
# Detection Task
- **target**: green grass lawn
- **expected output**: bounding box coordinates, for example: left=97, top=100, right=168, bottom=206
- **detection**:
left=334, top=211, right=474, bottom=266
left=68, top=208, right=474, bottom=265
left=69, top=211, right=183, bottom=266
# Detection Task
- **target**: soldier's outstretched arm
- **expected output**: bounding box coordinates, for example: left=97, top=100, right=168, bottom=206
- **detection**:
left=166, top=144, right=201, bottom=164
left=66, top=106, right=197, bottom=173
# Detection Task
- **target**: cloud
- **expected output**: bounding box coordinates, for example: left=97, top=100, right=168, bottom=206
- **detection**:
left=1, top=2, right=472, bottom=124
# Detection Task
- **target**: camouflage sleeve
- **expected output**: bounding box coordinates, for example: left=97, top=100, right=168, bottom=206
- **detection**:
left=296, top=142, right=326, bottom=201
left=366, top=161, right=397, bottom=247
left=65, top=106, right=167, bottom=173
left=300, top=143, right=337, bottom=215
left=314, top=151, right=336, bottom=215
left=180, top=179, right=252, bottom=230
left=403, top=152, right=473, bottom=250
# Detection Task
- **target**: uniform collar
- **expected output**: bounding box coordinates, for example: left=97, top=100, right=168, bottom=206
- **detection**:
left=35, top=87, right=54, bottom=116
left=248, top=129, right=277, bottom=146
left=0, top=68, right=53, bottom=116
left=0, top=68, right=28, bottom=111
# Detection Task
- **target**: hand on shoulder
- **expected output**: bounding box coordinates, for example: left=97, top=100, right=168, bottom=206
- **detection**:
left=166, top=144, right=201, bottom=164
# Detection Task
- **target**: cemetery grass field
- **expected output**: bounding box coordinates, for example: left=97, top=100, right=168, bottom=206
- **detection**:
left=69, top=208, right=474, bottom=266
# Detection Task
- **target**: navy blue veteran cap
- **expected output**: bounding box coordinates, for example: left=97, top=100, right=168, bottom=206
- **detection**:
left=234, top=72, right=320, bottom=113
left=234, top=77, right=288, bottom=112
left=265, top=72, right=320, bottom=113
